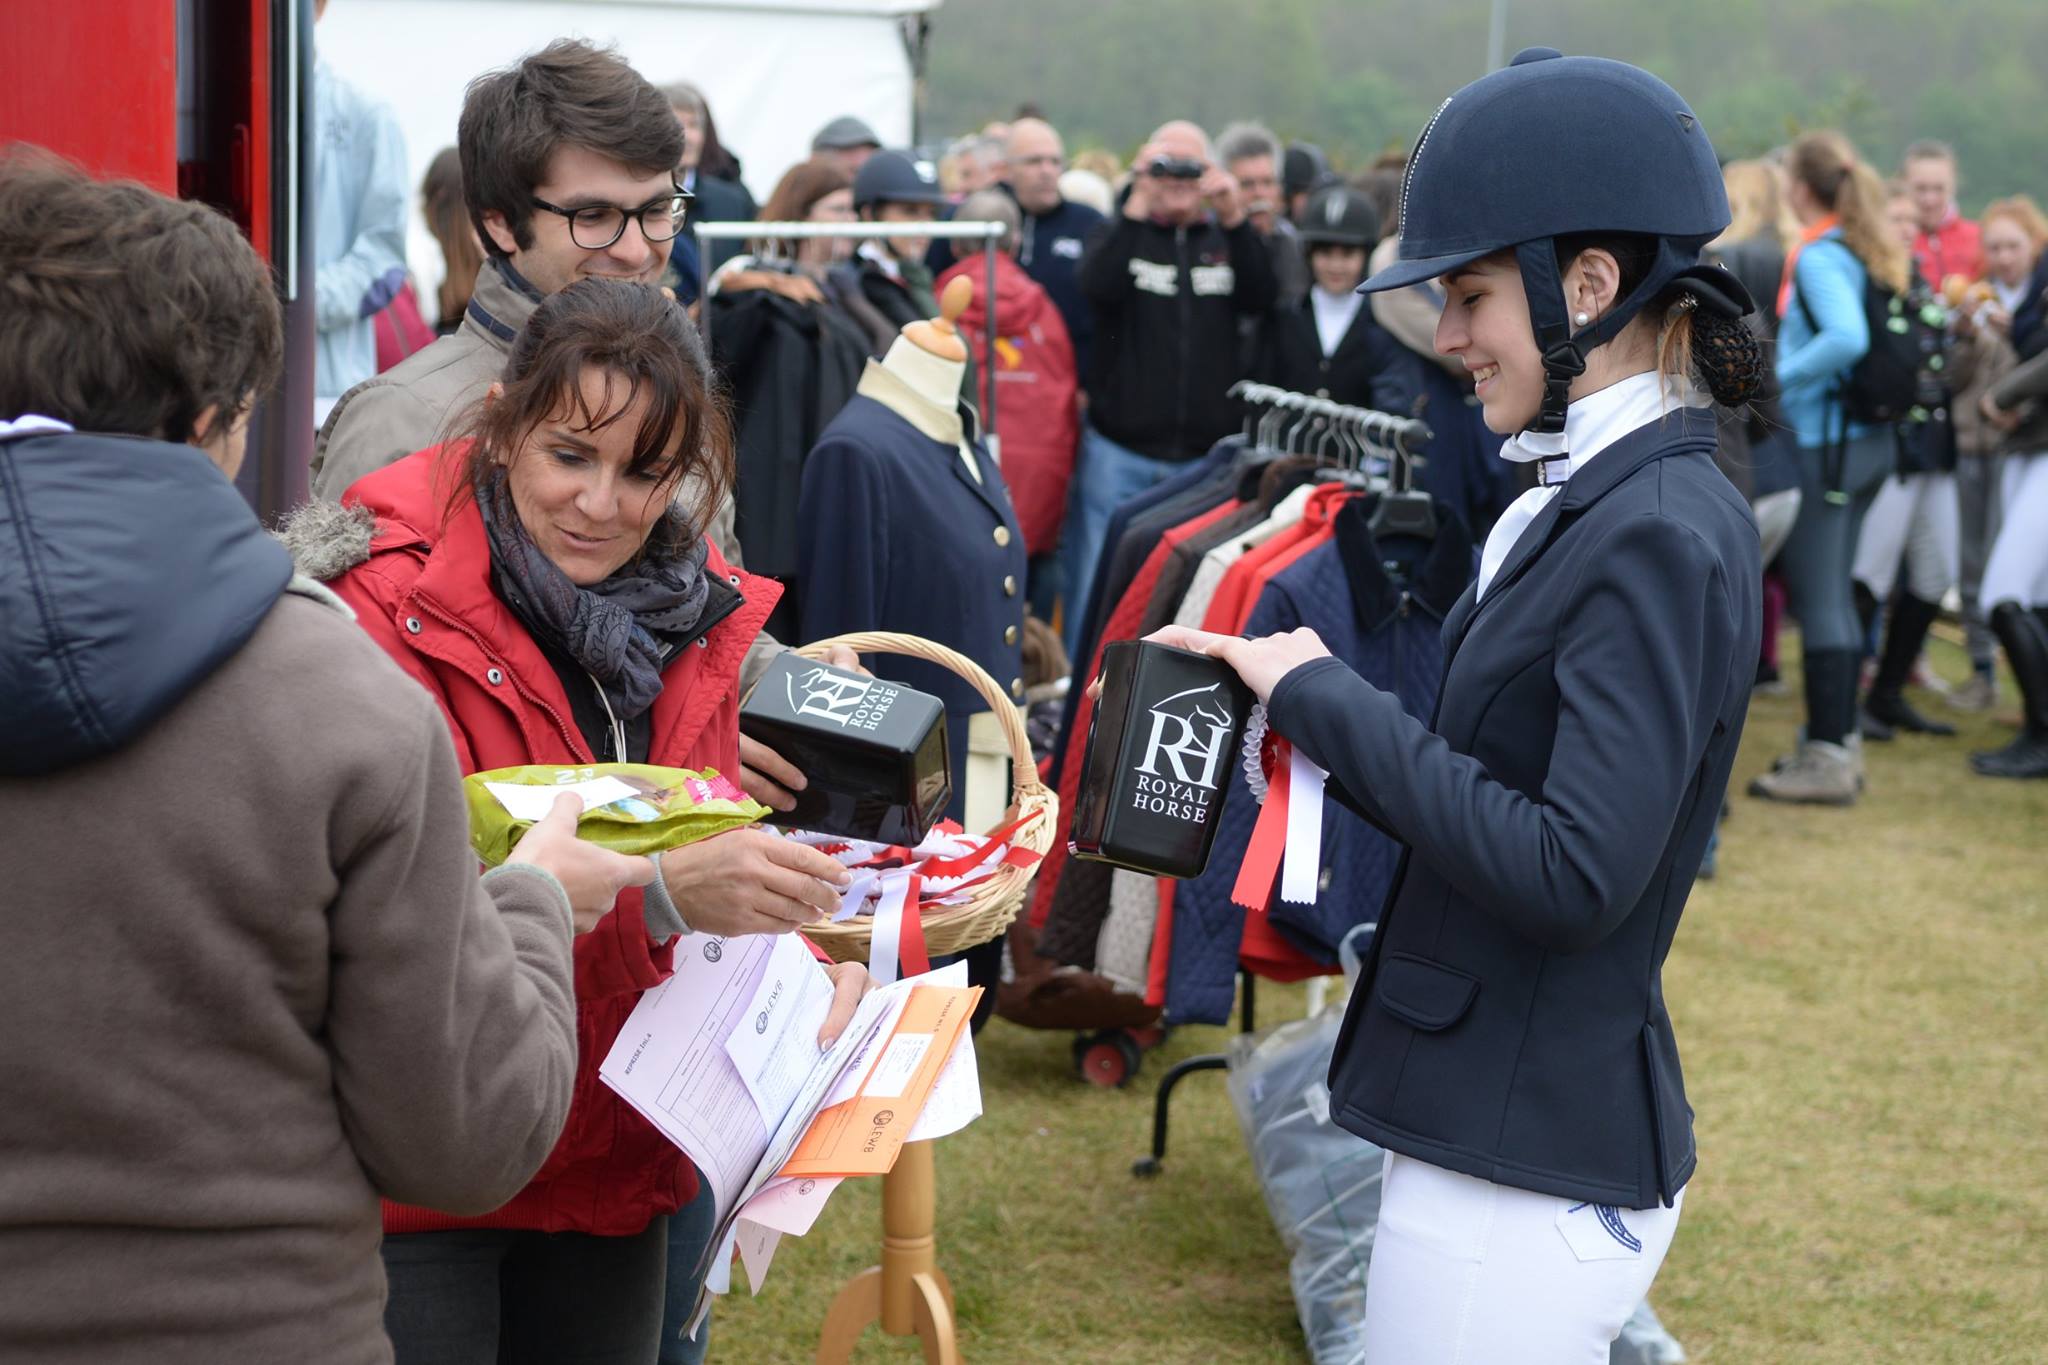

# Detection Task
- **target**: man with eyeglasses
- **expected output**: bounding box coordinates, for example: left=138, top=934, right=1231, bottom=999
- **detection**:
left=313, top=42, right=704, bottom=519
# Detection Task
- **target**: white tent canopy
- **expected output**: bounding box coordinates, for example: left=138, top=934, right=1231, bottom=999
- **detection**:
left=314, top=0, right=940, bottom=321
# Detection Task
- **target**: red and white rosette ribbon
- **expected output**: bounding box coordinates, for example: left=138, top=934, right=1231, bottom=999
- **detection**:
left=1231, top=703, right=1327, bottom=913
left=793, top=810, right=1048, bottom=979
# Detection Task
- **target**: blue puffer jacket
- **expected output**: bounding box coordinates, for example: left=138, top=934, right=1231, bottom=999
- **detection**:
left=1165, top=496, right=1475, bottom=1024
left=0, top=421, right=292, bottom=776
left=1777, top=231, right=1875, bottom=448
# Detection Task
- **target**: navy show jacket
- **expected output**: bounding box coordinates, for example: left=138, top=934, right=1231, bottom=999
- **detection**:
left=796, top=391, right=1029, bottom=821
left=1265, top=406, right=1762, bottom=1211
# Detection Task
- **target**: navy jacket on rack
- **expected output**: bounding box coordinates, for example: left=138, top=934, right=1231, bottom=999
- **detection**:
left=709, top=286, right=869, bottom=580
left=1168, top=496, right=1473, bottom=1024
left=797, top=387, right=1029, bottom=821
left=1265, top=407, right=1761, bottom=1211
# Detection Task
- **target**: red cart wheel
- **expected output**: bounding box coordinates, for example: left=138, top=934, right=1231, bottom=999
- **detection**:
left=1075, top=1030, right=1143, bottom=1088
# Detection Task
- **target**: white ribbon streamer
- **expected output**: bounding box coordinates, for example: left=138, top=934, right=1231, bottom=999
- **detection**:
left=1279, top=748, right=1327, bottom=905
left=867, top=870, right=913, bottom=986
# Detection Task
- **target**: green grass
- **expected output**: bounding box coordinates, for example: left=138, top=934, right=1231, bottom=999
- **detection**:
left=712, top=628, right=2048, bottom=1363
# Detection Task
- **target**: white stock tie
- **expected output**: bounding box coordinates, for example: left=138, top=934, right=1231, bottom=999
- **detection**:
left=1476, top=428, right=1572, bottom=599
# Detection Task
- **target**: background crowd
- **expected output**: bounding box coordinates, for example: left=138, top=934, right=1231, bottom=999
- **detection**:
left=321, top=39, right=2048, bottom=804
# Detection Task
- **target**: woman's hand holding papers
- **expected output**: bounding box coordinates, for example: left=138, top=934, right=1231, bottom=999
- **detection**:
left=819, top=961, right=878, bottom=1047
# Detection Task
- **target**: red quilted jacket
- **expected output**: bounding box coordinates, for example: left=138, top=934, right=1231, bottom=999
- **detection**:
left=329, top=446, right=779, bottom=1237
left=938, top=252, right=1080, bottom=557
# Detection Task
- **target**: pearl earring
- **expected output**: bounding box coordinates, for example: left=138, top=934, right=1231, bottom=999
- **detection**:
left=1573, top=311, right=1592, bottom=327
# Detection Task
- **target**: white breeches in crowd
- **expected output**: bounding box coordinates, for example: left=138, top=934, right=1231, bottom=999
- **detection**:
left=1363, top=1152, right=1684, bottom=1365
left=1852, top=472, right=1959, bottom=603
left=1753, top=487, right=1802, bottom=569
left=1981, top=451, right=2048, bottom=610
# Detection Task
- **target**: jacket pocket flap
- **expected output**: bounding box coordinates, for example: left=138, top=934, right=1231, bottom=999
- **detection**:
left=1376, top=953, right=1479, bottom=1031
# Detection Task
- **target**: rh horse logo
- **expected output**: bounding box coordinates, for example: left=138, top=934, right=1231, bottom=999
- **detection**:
left=1136, top=684, right=1235, bottom=790
left=1130, top=684, right=1235, bottom=824
left=784, top=665, right=898, bottom=734
left=787, top=667, right=871, bottom=727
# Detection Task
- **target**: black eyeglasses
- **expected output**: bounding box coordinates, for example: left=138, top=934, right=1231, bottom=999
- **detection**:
left=530, top=187, right=694, bottom=250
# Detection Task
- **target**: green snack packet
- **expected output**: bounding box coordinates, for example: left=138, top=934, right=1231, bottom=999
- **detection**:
left=464, top=763, right=770, bottom=867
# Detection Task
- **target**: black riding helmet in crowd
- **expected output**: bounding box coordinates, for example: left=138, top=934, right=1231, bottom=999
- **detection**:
left=1297, top=185, right=1381, bottom=250
left=1282, top=142, right=1332, bottom=203
left=852, top=149, right=947, bottom=211
left=1362, top=47, right=1754, bottom=432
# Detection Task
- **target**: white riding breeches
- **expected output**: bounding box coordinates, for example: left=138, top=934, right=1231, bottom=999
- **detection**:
left=1363, top=1152, right=1685, bottom=1365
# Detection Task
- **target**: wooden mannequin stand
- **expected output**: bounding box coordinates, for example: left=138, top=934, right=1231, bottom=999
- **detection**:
left=811, top=286, right=980, bottom=1365
left=815, top=1140, right=958, bottom=1363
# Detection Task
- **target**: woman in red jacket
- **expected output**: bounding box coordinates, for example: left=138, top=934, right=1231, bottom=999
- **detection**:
left=326, top=278, right=867, bottom=1362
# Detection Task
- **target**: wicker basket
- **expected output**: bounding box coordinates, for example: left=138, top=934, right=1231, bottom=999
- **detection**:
left=790, top=632, right=1057, bottom=964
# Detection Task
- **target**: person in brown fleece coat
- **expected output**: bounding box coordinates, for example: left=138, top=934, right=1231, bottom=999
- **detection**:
left=0, top=154, right=653, bottom=1364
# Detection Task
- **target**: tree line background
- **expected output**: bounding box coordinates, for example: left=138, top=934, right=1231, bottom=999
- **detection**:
left=924, top=0, right=2048, bottom=213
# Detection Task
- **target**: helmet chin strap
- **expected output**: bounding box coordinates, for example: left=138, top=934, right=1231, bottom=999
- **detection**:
left=1515, top=239, right=1587, bottom=436
left=1512, top=236, right=1710, bottom=435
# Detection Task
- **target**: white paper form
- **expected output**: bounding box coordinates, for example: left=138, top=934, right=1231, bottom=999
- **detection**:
left=907, top=1025, right=982, bottom=1142
left=697, top=979, right=908, bottom=1303
left=722, top=932, right=838, bottom=1117
left=611, top=958, right=979, bottom=1313
left=724, top=1012, right=983, bottom=1296
left=600, top=933, right=828, bottom=1218
left=735, top=1221, right=783, bottom=1294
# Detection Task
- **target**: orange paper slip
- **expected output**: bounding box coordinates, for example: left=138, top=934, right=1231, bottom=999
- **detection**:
left=776, top=983, right=981, bottom=1179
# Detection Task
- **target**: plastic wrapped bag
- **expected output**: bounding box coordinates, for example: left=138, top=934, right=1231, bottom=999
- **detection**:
left=464, top=763, right=768, bottom=867
left=1226, top=926, right=1381, bottom=1365
left=1226, top=925, right=1687, bottom=1364
left=1613, top=1298, right=1688, bottom=1365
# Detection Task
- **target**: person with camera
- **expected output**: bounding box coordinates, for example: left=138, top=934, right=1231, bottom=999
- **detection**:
left=1062, top=120, right=1277, bottom=654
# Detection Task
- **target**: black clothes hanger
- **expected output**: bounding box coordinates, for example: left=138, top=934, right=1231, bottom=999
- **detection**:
left=1364, top=411, right=1439, bottom=542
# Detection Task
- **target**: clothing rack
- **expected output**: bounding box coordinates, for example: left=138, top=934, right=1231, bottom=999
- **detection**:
left=1121, top=385, right=1433, bottom=1178
left=692, top=220, right=1007, bottom=435
left=1229, top=381, right=1432, bottom=475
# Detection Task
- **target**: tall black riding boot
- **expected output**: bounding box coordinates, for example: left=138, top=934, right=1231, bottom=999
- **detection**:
left=1865, top=593, right=1957, bottom=736
left=1853, top=580, right=1881, bottom=650
left=1973, top=603, right=2048, bottom=779
left=1804, top=648, right=1862, bottom=748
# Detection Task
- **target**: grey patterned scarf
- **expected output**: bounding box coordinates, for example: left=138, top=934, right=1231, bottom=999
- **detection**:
left=476, top=471, right=710, bottom=720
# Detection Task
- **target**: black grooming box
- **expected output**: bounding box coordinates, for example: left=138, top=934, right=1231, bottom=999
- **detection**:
left=739, top=654, right=951, bottom=845
left=1068, top=640, right=1254, bottom=879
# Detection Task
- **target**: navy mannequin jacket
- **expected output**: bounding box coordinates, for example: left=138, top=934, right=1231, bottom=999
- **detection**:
left=1265, top=406, right=1761, bottom=1210
left=797, top=392, right=1029, bottom=822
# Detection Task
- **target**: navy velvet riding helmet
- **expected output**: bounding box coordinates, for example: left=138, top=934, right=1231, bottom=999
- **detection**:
left=1362, top=48, right=1751, bottom=431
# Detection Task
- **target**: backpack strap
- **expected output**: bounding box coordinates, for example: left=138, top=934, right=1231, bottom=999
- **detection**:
left=1789, top=261, right=1858, bottom=503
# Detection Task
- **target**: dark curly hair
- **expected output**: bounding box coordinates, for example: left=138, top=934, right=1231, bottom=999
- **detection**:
left=0, top=147, right=281, bottom=443
left=445, top=278, right=734, bottom=544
